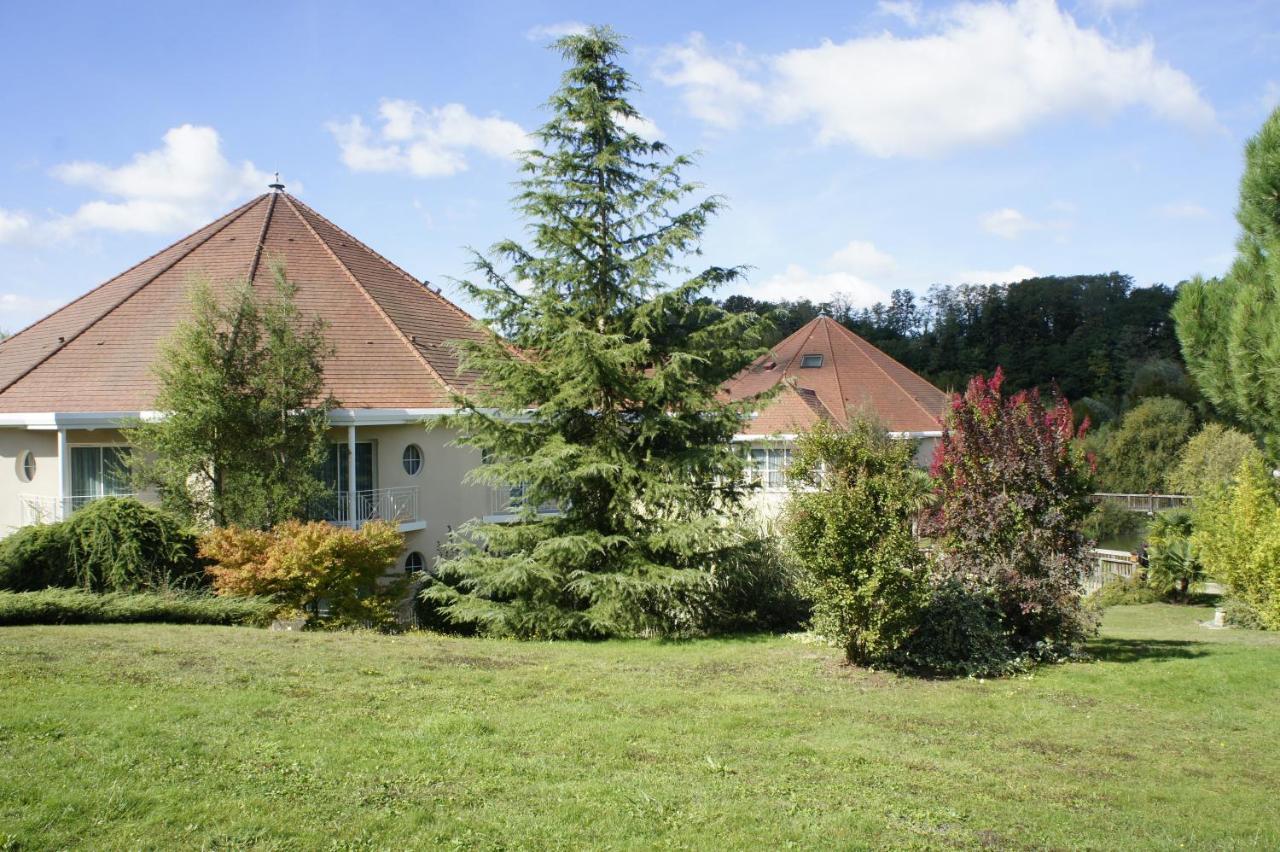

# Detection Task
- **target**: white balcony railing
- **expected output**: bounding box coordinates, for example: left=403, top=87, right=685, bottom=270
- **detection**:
left=323, top=487, right=420, bottom=529
left=486, top=485, right=560, bottom=520
left=19, top=493, right=136, bottom=526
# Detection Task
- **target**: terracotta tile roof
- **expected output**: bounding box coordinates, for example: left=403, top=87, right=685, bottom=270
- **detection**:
left=726, top=316, right=948, bottom=436
left=0, top=192, right=493, bottom=414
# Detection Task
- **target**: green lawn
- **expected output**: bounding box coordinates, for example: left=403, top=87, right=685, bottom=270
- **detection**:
left=2, top=606, right=1278, bottom=850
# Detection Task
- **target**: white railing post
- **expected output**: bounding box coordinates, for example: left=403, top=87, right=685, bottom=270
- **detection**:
left=346, top=425, right=357, bottom=530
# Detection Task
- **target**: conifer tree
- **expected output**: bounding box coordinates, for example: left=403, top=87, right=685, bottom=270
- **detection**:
left=425, top=28, right=769, bottom=639
left=1174, top=106, right=1280, bottom=455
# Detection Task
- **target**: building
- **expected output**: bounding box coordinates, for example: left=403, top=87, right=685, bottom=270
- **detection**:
left=0, top=188, right=950, bottom=563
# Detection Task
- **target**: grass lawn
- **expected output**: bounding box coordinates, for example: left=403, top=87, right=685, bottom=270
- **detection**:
left=2, top=605, right=1278, bottom=850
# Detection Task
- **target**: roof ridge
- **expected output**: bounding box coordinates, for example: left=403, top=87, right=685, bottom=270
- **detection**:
left=246, top=191, right=279, bottom=283
left=817, top=318, right=849, bottom=420
left=826, top=318, right=941, bottom=425
left=282, top=193, right=483, bottom=336
left=278, top=193, right=460, bottom=397
left=0, top=193, right=267, bottom=397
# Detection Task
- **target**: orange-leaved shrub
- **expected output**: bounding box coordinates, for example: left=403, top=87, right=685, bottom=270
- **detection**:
left=200, top=520, right=405, bottom=628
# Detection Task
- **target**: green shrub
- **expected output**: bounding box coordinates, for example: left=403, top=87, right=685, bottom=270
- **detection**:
left=1082, top=501, right=1141, bottom=544
left=1168, top=423, right=1263, bottom=496
left=1192, top=459, right=1280, bottom=628
left=1221, top=596, right=1266, bottom=630
left=1097, top=396, right=1195, bottom=493
left=686, top=528, right=810, bottom=635
left=0, top=523, right=73, bottom=591
left=0, top=588, right=273, bottom=626
left=1090, top=575, right=1165, bottom=607
left=1146, top=510, right=1202, bottom=602
left=890, top=579, right=1019, bottom=678
left=0, top=498, right=199, bottom=593
left=783, top=416, right=927, bottom=665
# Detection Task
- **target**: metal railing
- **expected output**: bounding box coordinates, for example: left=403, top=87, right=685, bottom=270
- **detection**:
left=487, top=485, right=560, bottom=520
left=1083, top=547, right=1140, bottom=594
left=19, top=493, right=135, bottom=526
left=1091, top=493, right=1194, bottom=513
left=323, top=487, right=419, bottom=529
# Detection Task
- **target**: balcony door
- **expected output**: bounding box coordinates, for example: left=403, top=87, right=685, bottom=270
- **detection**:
left=69, top=446, right=131, bottom=510
left=324, top=442, right=375, bottom=494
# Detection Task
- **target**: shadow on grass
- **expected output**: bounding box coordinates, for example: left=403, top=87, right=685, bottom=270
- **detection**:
left=1088, top=638, right=1210, bottom=664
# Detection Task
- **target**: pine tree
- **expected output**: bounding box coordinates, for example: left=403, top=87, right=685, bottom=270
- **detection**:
left=126, top=264, right=334, bottom=528
left=1174, top=106, right=1280, bottom=455
left=425, top=28, right=770, bottom=639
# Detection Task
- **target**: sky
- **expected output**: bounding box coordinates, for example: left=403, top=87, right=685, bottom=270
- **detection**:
left=1, top=0, right=1277, bottom=332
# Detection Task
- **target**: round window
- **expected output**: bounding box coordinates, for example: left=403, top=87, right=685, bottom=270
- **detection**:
left=404, top=551, right=426, bottom=575
left=402, top=444, right=423, bottom=476
left=16, top=451, right=36, bottom=483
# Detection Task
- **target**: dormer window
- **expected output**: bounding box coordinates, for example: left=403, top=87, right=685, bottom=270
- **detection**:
left=800, top=354, right=823, bottom=368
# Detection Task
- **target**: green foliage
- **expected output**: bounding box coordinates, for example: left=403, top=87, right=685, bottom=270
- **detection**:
left=724, top=273, right=1183, bottom=406
left=783, top=416, right=926, bottom=665
left=1221, top=596, right=1266, bottom=629
left=1090, top=575, right=1165, bottom=607
left=125, top=265, right=334, bottom=529
left=1082, top=500, right=1142, bottom=544
left=200, top=520, right=406, bottom=629
left=1168, top=423, right=1263, bottom=495
left=889, top=579, right=1019, bottom=678
left=1192, top=460, right=1280, bottom=628
left=1124, top=358, right=1200, bottom=409
left=1146, top=510, right=1202, bottom=602
left=1096, top=396, right=1195, bottom=493
left=427, top=29, right=769, bottom=639
left=0, top=588, right=273, bottom=626
left=1174, top=106, right=1280, bottom=457
left=926, top=370, right=1098, bottom=660
left=0, top=498, right=199, bottom=593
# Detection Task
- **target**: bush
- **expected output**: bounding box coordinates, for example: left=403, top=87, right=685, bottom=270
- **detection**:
left=890, top=579, right=1019, bottom=678
left=1096, top=396, right=1195, bottom=493
left=687, top=528, right=810, bottom=635
left=1082, top=501, right=1142, bottom=544
left=200, top=520, right=406, bottom=629
left=926, top=369, right=1098, bottom=662
left=1146, top=510, right=1202, bottom=602
left=1167, top=423, right=1263, bottom=496
left=1090, top=575, right=1164, bottom=607
left=783, top=416, right=927, bottom=665
left=0, top=498, right=199, bottom=593
left=1221, top=596, right=1266, bottom=630
left=0, top=588, right=273, bottom=626
left=1192, top=460, right=1280, bottom=629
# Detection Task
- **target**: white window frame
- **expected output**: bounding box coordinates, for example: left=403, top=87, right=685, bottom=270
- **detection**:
left=746, top=443, right=793, bottom=491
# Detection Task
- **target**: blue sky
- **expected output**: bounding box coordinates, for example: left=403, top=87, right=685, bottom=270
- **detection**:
left=1, top=0, right=1277, bottom=331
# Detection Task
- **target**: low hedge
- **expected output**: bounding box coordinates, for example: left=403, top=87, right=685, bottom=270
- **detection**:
left=0, top=588, right=274, bottom=627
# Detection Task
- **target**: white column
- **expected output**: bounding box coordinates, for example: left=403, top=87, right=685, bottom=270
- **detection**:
left=347, top=424, right=357, bottom=527
left=56, top=427, right=68, bottom=518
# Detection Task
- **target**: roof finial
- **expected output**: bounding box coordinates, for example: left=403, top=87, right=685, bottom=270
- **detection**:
left=268, top=172, right=285, bottom=192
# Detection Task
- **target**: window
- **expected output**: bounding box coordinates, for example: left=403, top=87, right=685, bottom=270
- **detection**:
left=17, top=451, right=36, bottom=483
left=800, top=353, right=823, bottom=368
left=323, top=442, right=375, bottom=493
left=404, top=551, right=426, bottom=575
left=402, top=444, right=423, bottom=476
left=69, top=446, right=131, bottom=510
left=747, top=446, right=792, bottom=490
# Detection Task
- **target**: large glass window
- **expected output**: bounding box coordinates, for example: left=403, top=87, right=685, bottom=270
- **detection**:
left=323, top=442, right=375, bottom=493
left=747, top=446, right=792, bottom=490
left=69, top=446, right=132, bottom=510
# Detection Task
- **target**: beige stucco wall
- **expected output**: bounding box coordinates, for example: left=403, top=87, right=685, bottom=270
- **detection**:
left=0, top=428, right=58, bottom=535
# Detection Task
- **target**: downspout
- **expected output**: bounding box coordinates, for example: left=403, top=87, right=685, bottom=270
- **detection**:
left=56, top=427, right=67, bottom=519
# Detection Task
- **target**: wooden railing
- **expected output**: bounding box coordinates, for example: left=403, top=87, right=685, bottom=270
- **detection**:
left=1091, top=493, right=1194, bottom=513
left=1083, top=547, right=1140, bottom=594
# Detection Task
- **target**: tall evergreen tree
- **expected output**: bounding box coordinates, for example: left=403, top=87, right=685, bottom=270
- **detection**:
left=1174, top=106, right=1280, bottom=455
left=126, top=265, right=334, bottom=528
left=425, top=28, right=770, bottom=639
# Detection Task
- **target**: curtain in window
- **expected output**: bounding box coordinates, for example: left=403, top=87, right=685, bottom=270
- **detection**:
left=324, top=443, right=375, bottom=493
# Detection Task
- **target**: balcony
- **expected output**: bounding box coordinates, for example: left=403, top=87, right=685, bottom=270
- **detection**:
left=484, top=485, right=560, bottom=523
left=19, top=493, right=135, bottom=526
left=322, top=487, right=423, bottom=532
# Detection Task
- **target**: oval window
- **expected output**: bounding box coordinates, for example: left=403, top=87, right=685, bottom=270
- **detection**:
left=404, top=551, right=426, bottom=575
left=17, top=451, right=36, bottom=483
left=402, top=444, right=423, bottom=476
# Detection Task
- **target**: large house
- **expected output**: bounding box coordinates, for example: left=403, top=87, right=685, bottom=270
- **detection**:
left=0, top=186, right=949, bottom=569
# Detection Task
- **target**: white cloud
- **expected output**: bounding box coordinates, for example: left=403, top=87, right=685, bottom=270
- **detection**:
left=329, top=99, right=529, bottom=178
left=745, top=240, right=896, bottom=305
left=0, top=292, right=64, bottom=317
left=980, top=208, right=1042, bottom=239
left=618, top=112, right=665, bottom=141
left=956, top=264, right=1038, bottom=285
left=0, top=125, right=271, bottom=244
left=1156, top=201, right=1209, bottom=219
left=877, top=1, right=923, bottom=26
left=654, top=0, right=1216, bottom=157
left=652, top=34, right=764, bottom=129
left=827, top=239, right=896, bottom=277
left=524, top=21, right=589, bottom=41
left=1085, top=0, right=1144, bottom=14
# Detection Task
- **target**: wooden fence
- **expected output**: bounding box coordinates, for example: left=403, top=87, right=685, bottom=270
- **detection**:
left=1083, top=547, right=1140, bottom=594
left=1090, top=493, right=1194, bottom=513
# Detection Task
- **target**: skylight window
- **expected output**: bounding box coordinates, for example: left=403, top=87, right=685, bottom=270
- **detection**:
left=800, top=354, right=823, bottom=368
